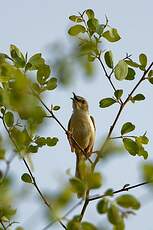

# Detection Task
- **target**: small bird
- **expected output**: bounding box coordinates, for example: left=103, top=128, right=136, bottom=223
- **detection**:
left=68, top=93, right=96, bottom=179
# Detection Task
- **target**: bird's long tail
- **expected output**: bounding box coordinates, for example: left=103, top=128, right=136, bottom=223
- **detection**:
left=75, top=154, right=85, bottom=179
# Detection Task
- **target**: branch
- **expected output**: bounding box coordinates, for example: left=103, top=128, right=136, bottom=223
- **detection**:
left=0, top=116, right=67, bottom=230
left=93, top=61, right=153, bottom=169
left=0, top=220, right=6, bottom=230
left=42, top=200, right=83, bottom=230
left=88, top=179, right=153, bottom=202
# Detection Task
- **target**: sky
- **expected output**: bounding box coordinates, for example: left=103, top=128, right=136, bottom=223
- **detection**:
left=0, top=0, right=153, bottom=229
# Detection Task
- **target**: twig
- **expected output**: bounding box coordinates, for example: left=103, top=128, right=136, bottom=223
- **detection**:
left=42, top=199, right=83, bottom=230
left=93, top=61, right=153, bottom=169
left=0, top=220, right=6, bottom=230
left=0, top=116, right=67, bottom=230
left=79, top=190, right=90, bottom=222
left=88, top=179, right=153, bottom=202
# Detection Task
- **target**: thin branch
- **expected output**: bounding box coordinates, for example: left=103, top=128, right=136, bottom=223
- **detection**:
left=88, top=179, right=153, bottom=202
left=93, top=61, right=153, bottom=169
left=0, top=220, right=6, bottom=230
left=79, top=190, right=89, bottom=222
left=42, top=199, right=83, bottom=230
left=0, top=116, right=67, bottom=230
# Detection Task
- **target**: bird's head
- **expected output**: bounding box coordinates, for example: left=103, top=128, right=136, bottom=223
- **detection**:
left=71, top=92, right=89, bottom=112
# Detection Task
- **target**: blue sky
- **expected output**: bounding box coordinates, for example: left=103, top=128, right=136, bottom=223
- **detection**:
left=0, top=0, right=153, bottom=229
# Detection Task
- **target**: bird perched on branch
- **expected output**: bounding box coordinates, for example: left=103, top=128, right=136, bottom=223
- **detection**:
left=68, top=93, right=96, bottom=179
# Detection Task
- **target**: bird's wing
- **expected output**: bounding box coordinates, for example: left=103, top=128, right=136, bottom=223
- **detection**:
left=67, top=117, right=74, bottom=152
left=90, top=115, right=96, bottom=131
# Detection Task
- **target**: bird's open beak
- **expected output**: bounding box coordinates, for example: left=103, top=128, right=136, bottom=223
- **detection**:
left=71, top=92, right=78, bottom=101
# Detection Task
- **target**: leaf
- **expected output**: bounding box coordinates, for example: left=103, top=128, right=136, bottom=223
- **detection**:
left=68, top=25, right=86, bottom=36
left=132, top=94, right=145, bottom=102
left=107, top=204, right=122, bottom=225
left=53, top=105, right=60, bottom=111
left=97, top=198, right=109, bottom=214
left=102, top=28, right=121, bottom=42
left=28, top=145, right=39, bottom=153
left=148, top=70, right=153, bottom=77
left=99, top=98, right=116, bottom=108
left=69, top=15, right=82, bottom=23
left=27, top=53, right=45, bottom=70
left=104, top=51, right=113, bottom=68
left=116, top=194, right=141, bottom=210
left=136, top=135, right=149, bottom=144
left=114, top=60, right=128, bottom=80
left=10, top=44, right=25, bottom=68
left=46, top=137, right=58, bottom=146
left=142, top=163, right=153, bottom=182
left=46, top=78, right=57, bottom=90
left=87, top=172, right=102, bottom=189
left=104, top=188, right=114, bottom=196
left=4, top=111, right=14, bottom=127
left=37, top=64, right=51, bottom=84
left=114, top=89, right=123, bottom=100
left=21, top=173, right=32, bottom=184
left=81, top=222, right=98, bottom=230
left=86, top=9, right=95, bottom=18
left=35, top=137, right=46, bottom=147
left=69, top=177, right=86, bottom=196
left=139, top=53, right=147, bottom=68
left=148, top=78, right=153, bottom=84
left=123, top=138, right=139, bottom=156
left=87, top=18, right=99, bottom=35
left=126, top=67, right=136, bottom=80
left=125, top=60, right=140, bottom=68
left=121, top=122, right=135, bottom=135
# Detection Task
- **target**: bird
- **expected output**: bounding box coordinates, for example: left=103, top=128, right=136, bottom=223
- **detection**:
left=67, top=92, right=96, bottom=180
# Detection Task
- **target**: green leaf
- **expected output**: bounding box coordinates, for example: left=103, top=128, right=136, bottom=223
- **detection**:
left=102, top=28, right=121, bottom=42
left=148, top=70, right=153, bottom=77
left=28, top=145, right=38, bottom=153
left=97, top=198, right=109, bottom=214
left=86, top=9, right=95, bottom=18
left=46, top=78, right=57, bottom=90
left=114, top=89, right=123, bottom=100
left=139, top=53, right=147, bottom=68
left=126, top=67, right=136, bottom=80
left=104, top=51, right=113, bottom=68
left=148, top=77, right=153, bottom=84
left=132, top=94, right=145, bottom=102
left=35, top=137, right=46, bottom=147
left=53, top=105, right=60, bottom=111
left=10, top=44, right=25, bottom=68
left=68, top=25, right=86, bottom=36
left=4, top=111, right=14, bottom=127
left=21, top=173, right=32, bottom=184
left=121, top=122, right=135, bottom=135
left=87, top=18, right=99, bottom=35
left=114, top=60, right=128, bottom=80
left=69, top=15, right=82, bottom=23
left=125, top=60, right=140, bottom=68
left=81, top=222, right=98, bottom=230
left=99, top=98, right=116, bottom=108
left=136, top=135, right=149, bottom=144
left=46, top=137, right=58, bottom=146
left=69, top=177, right=86, bottom=196
left=104, top=188, right=114, bottom=196
left=107, top=204, right=122, bottom=225
left=87, top=172, right=102, bottom=189
left=142, top=163, right=153, bottom=182
left=37, top=64, right=51, bottom=85
left=123, top=138, right=139, bottom=156
left=27, top=53, right=45, bottom=70
left=116, top=194, right=141, bottom=210
left=135, top=141, right=148, bottom=159
left=67, top=218, right=81, bottom=230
